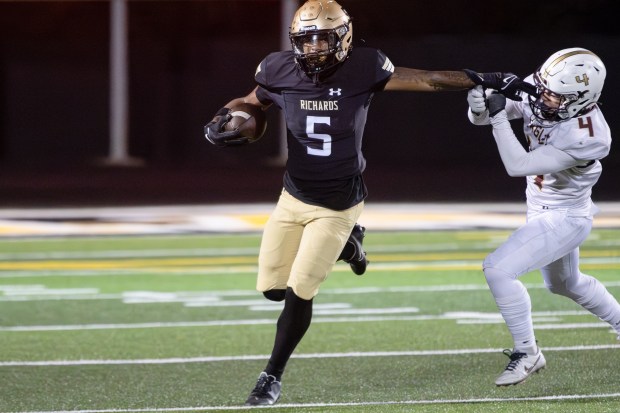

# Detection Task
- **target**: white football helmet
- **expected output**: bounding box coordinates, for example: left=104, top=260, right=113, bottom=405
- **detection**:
left=529, top=47, right=606, bottom=125
left=289, top=0, right=353, bottom=79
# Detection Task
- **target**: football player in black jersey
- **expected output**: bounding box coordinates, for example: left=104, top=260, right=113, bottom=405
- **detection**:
left=204, top=0, right=533, bottom=406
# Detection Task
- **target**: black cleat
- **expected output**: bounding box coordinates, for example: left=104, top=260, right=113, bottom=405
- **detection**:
left=245, top=372, right=281, bottom=406
left=343, top=224, right=369, bottom=276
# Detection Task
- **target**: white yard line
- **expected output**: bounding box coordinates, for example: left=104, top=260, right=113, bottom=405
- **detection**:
left=1, top=344, right=619, bottom=367
left=8, top=392, right=620, bottom=412
left=0, top=314, right=615, bottom=332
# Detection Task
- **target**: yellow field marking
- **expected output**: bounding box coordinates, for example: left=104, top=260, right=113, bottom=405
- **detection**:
left=235, top=214, right=270, bottom=227
left=0, top=256, right=257, bottom=270
left=0, top=249, right=617, bottom=271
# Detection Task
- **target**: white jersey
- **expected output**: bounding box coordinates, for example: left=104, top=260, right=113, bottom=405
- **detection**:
left=470, top=75, right=612, bottom=216
left=472, top=72, right=620, bottom=366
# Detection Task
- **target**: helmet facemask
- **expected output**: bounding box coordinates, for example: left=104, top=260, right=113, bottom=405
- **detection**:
left=290, top=27, right=348, bottom=76
left=529, top=71, right=584, bottom=124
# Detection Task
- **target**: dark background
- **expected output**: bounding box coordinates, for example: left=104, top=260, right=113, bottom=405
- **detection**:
left=0, top=0, right=618, bottom=207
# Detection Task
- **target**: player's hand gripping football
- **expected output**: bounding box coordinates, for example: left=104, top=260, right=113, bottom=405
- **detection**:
left=463, top=69, right=537, bottom=101
left=204, top=108, right=249, bottom=147
left=467, top=85, right=487, bottom=115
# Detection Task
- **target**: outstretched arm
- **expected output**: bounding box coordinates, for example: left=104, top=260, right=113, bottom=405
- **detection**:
left=384, top=67, right=474, bottom=92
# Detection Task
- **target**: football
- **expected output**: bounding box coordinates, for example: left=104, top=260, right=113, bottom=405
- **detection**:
left=224, top=103, right=267, bottom=143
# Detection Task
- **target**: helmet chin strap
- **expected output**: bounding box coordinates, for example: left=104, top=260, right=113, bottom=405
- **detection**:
left=303, top=62, right=342, bottom=85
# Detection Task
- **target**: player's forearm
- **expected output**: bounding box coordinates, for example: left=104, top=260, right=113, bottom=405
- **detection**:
left=491, top=117, right=529, bottom=176
left=385, top=68, right=474, bottom=91
left=468, top=109, right=490, bottom=125
left=223, top=97, right=247, bottom=109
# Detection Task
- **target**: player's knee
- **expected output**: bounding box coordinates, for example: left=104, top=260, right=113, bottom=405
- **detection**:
left=483, top=266, right=510, bottom=285
left=263, top=289, right=286, bottom=302
left=549, top=273, right=598, bottom=302
left=545, top=279, right=567, bottom=296
left=482, top=254, right=496, bottom=271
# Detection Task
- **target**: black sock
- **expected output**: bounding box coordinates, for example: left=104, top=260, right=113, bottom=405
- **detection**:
left=264, top=287, right=312, bottom=381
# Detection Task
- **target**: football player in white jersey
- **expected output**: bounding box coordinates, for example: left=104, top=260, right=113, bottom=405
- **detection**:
left=204, top=0, right=532, bottom=406
left=466, top=48, right=620, bottom=386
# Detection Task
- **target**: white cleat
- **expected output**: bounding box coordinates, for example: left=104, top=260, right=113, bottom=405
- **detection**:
left=495, top=348, right=546, bottom=386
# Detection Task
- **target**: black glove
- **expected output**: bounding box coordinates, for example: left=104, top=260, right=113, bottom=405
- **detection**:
left=487, top=92, right=506, bottom=117
left=463, top=69, right=537, bottom=101
left=204, top=107, right=248, bottom=147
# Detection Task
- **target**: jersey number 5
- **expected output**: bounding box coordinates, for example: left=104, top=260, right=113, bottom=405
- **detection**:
left=306, top=116, right=332, bottom=157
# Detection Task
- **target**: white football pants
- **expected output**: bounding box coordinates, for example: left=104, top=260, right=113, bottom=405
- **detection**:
left=483, top=208, right=620, bottom=351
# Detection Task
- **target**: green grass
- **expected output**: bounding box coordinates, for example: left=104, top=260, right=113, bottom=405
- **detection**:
left=1, top=229, right=620, bottom=412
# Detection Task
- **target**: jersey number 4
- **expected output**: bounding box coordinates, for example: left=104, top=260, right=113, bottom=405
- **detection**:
left=306, top=116, right=332, bottom=157
left=578, top=116, right=594, bottom=137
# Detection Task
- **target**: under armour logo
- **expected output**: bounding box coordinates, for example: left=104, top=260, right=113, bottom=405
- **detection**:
left=329, top=88, right=342, bottom=96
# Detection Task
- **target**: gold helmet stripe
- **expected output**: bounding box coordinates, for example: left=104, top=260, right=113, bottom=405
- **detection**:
left=542, top=50, right=597, bottom=79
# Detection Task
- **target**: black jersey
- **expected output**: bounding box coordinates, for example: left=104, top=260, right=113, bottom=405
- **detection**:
left=255, top=47, right=394, bottom=210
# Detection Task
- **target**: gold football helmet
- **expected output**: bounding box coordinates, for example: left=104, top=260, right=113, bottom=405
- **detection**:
left=289, top=0, right=353, bottom=79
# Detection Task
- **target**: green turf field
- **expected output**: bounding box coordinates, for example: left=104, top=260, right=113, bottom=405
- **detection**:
left=1, top=229, right=619, bottom=412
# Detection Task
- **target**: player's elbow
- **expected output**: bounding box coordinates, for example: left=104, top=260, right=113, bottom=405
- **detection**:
left=504, top=166, right=525, bottom=177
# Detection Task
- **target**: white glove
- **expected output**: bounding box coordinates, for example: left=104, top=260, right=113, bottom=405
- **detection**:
left=467, top=85, right=487, bottom=115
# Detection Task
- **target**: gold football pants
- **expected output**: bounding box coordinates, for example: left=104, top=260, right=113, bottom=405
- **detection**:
left=256, top=189, right=363, bottom=300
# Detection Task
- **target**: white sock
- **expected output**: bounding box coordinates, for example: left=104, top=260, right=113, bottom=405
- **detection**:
left=485, top=267, right=537, bottom=353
